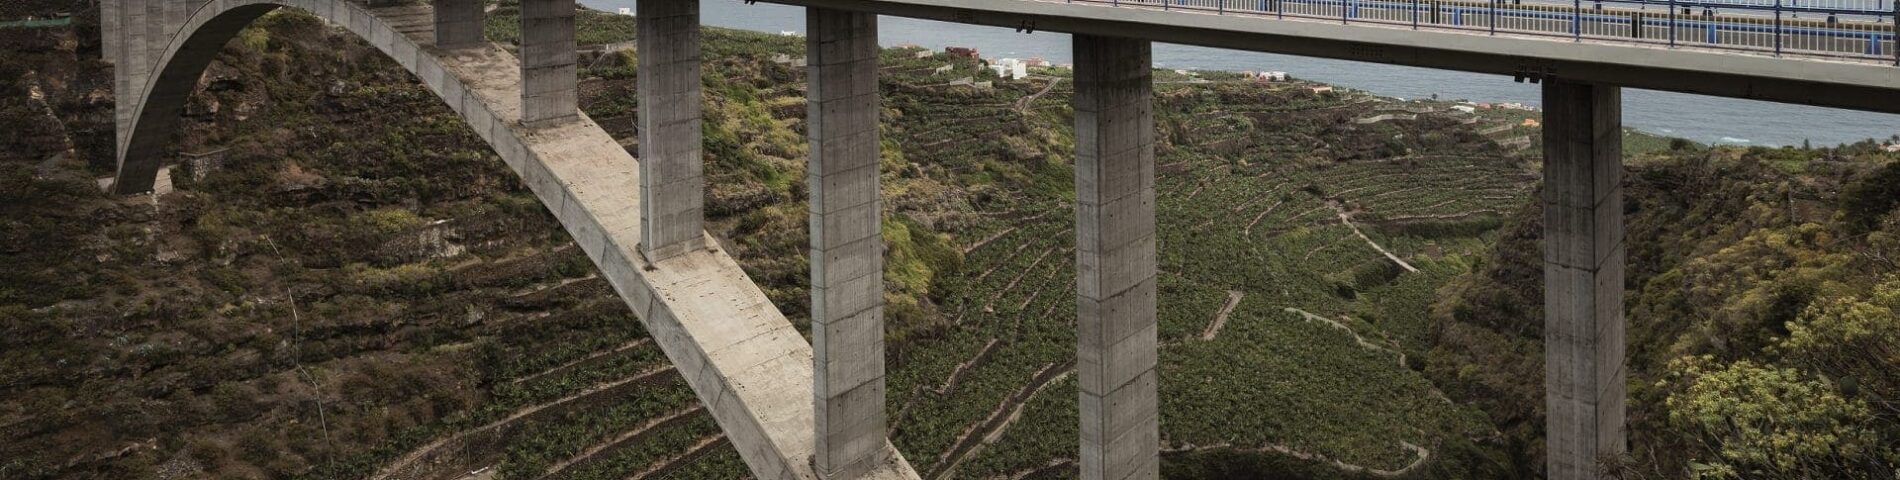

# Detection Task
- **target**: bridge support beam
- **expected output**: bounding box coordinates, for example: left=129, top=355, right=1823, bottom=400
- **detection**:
left=807, top=8, right=887, bottom=479
left=433, top=0, right=484, bottom=49
left=520, top=0, right=577, bottom=127
left=1073, top=34, right=1159, bottom=480
left=1541, top=78, right=1627, bottom=480
left=638, top=0, right=705, bottom=261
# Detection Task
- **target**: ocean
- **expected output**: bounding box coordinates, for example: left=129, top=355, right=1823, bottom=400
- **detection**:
left=579, top=0, right=1900, bottom=147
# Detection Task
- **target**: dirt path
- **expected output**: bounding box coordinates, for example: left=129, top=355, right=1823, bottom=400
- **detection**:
left=1165, top=440, right=1430, bottom=478
left=1014, top=77, right=1064, bottom=112
left=1283, top=307, right=1405, bottom=367
left=510, top=338, right=651, bottom=385
left=1004, top=458, right=1076, bottom=480
left=1301, top=236, right=1347, bottom=262
left=1331, top=202, right=1419, bottom=273
left=1242, top=201, right=1285, bottom=237
left=1200, top=291, right=1246, bottom=341
left=962, top=210, right=1055, bottom=255
left=986, top=248, right=1059, bottom=311
left=974, top=242, right=1036, bottom=283
left=1372, top=209, right=1506, bottom=222
left=369, top=365, right=677, bottom=480
left=536, top=406, right=704, bottom=479
left=931, top=363, right=1073, bottom=480
left=893, top=339, right=1002, bottom=439
left=628, top=433, right=728, bottom=480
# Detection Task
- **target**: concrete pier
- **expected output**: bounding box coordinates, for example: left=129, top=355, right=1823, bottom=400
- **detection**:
left=806, top=8, right=887, bottom=479
left=637, top=0, right=705, bottom=261
left=1540, top=78, right=1626, bottom=480
left=519, top=0, right=577, bottom=127
left=433, top=0, right=484, bottom=49
left=102, top=0, right=119, bottom=65
left=1073, top=34, right=1159, bottom=480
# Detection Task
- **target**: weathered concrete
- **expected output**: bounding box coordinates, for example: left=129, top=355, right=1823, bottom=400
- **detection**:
left=105, top=2, right=919, bottom=479
left=1541, top=78, right=1626, bottom=480
left=433, top=0, right=484, bottom=49
left=102, top=0, right=120, bottom=65
left=637, top=0, right=705, bottom=261
left=1073, top=34, right=1159, bottom=480
left=758, top=0, right=1900, bottom=114
left=520, top=0, right=577, bottom=126
left=806, top=8, right=888, bottom=479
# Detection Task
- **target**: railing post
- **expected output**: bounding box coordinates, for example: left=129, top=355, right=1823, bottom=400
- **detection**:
left=1412, top=0, right=1420, bottom=29
left=1668, top=0, right=1677, bottom=46
left=637, top=0, right=705, bottom=261
left=1491, top=0, right=1499, bottom=34
left=1573, top=0, right=1583, bottom=40
left=1774, top=0, right=1784, bottom=55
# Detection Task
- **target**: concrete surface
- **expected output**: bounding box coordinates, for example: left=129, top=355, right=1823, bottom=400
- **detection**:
left=433, top=0, right=483, bottom=49
left=104, top=1, right=921, bottom=478
left=806, top=7, right=890, bottom=479
left=1073, top=34, right=1160, bottom=480
left=637, top=0, right=707, bottom=261
left=1541, top=77, right=1627, bottom=480
left=520, top=0, right=577, bottom=126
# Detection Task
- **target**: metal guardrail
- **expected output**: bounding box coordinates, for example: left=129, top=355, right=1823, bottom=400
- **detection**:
left=1053, top=0, right=1900, bottom=63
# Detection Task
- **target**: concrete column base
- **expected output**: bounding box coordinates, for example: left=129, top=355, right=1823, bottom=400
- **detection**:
left=638, top=0, right=706, bottom=262
left=519, top=0, right=577, bottom=126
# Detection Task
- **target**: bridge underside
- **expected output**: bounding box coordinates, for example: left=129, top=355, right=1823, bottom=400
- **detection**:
left=101, top=1, right=917, bottom=478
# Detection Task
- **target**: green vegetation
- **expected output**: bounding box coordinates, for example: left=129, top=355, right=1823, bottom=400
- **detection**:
left=9, top=0, right=1898, bottom=478
left=1431, top=142, right=1900, bottom=478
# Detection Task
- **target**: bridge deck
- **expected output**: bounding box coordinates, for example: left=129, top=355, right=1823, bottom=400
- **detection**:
left=762, top=0, right=1900, bottom=113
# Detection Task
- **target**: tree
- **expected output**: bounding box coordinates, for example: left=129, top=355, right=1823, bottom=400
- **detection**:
left=1660, top=356, right=1887, bottom=479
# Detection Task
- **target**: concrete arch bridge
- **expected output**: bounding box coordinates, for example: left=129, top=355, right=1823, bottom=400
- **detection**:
left=99, top=0, right=1900, bottom=479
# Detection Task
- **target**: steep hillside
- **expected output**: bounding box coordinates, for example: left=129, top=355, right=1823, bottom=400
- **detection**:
left=1429, top=142, right=1900, bottom=478
left=14, top=1, right=1888, bottom=479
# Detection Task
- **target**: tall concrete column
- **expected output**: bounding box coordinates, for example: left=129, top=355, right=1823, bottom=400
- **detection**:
left=637, top=0, right=704, bottom=261
left=1073, top=35, right=1158, bottom=480
left=434, top=0, right=484, bottom=49
left=1541, top=78, right=1626, bottom=480
left=807, top=8, right=885, bottom=479
left=519, top=0, right=576, bottom=127
left=102, top=0, right=120, bottom=66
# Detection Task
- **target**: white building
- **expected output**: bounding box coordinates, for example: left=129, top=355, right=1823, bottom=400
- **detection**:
left=989, top=58, right=1030, bottom=80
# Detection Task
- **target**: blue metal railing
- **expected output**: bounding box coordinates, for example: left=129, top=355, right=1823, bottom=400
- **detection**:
left=1059, top=0, right=1900, bottom=63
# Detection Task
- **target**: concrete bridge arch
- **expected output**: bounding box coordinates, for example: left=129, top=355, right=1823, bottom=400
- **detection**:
left=101, top=0, right=920, bottom=478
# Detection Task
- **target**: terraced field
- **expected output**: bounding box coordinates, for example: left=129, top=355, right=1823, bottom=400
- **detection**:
left=301, top=12, right=1543, bottom=477
left=866, top=51, right=1538, bottom=479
